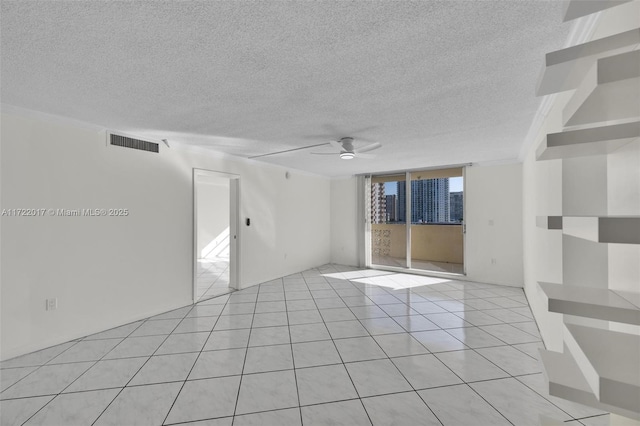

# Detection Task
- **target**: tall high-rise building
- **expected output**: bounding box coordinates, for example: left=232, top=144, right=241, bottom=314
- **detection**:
left=385, top=194, right=397, bottom=222
left=449, top=191, right=463, bottom=222
left=398, top=178, right=449, bottom=223
left=370, top=182, right=386, bottom=224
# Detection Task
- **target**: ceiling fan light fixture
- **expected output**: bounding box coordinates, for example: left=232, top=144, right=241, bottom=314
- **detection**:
left=340, top=151, right=355, bottom=160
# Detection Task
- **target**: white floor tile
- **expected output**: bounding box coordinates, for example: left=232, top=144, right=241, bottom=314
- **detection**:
left=362, top=391, right=440, bottom=426
left=130, top=352, right=198, bottom=385
left=470, top=377, right=572, bottom=426
left=64, top=357, right=147, bottom=392
left=325, top=320, right=370, bottom=339
left=94, top=382, right=182, bottom=426
left=188, top=348, right=245, bottom=380
left=445, top=327, right=507, bottom=348
left=235, top=370, right=298, bottom=415
left=130, top=319, right=180, bottom=337
left=418, top=384, right=511, bottom=426
left=410, top=330, right=468, bottom=353
left=248, top=326, right=290, bottom=347
left=24, top=389, right=119, bottom=426
left=296, top=364, right=358, bottom=405
left=391, top=354, right=463, bottom=389
left=475, top=345, right=541, bottom=376
left=0, top=396, right=54, bottom=426
left=1, top=362, right=93, bottom=399
left=244, top=344, right=293, bottom=374
left=372, top=333, right=429, bottom=358
left=435, top=350, right=509, bottom=382
left=1, top=366, right=37, bottom=392
left=301, top=399, right=371, bottom=426
left=155, top=332, right=208, bottom=355
left=233, top=408, right=301, bottom=426
left=345, top=359, right=412, bottom=397
left=103, top=336, right=166, bottom=359
left=289, top=323, right=331, bottom=343
left=204, top=329, right=250, bottom=351
left=48, top=339, right=122, bottom=364
left=287, top=309, right=323, bottom=325
left=292, top=340, right=342, bottom=368
left=334, top=337, right=387, bottom=362
left=164, top=376, right=241, bottom=424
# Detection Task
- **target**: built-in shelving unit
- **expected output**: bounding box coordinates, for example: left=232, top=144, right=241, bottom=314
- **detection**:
left=539, top=282, right=640, bottom=325
left=536, top=121, right=640, bottom=160
left=536, top=216, right=563, bottom=230
left=535, top=3, right=639, bottom=422
left=539, top=349, right=640, bottom=421
left=563, top=50, right=640, bottom=126
left=562, top=216, right=640, bottom=244
left=563, top=324, right=639, bottom=411
left=563, top=0, right=633, bottom=22
left=536, top=28, right=640, bottom=96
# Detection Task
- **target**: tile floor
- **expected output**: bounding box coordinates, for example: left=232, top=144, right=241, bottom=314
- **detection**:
left=1, top=264, right=610, bottom=426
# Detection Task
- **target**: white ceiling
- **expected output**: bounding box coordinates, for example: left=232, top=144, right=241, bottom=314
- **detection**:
left=1, top=1, right=571, bottom=177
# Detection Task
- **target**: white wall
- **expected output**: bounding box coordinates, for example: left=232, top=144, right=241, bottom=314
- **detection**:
left=196, top=176, right=229, bottom=257
left=330, top=177, right=359, bottom=266
left=0, top=110, right=331, bottom=360
left=465, top=163, right=524, bottom=287
left=329, top=163, right=524, bottom=287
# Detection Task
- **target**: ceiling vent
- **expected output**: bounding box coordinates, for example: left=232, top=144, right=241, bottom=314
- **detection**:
left=109, top=133, right=159, bottom=153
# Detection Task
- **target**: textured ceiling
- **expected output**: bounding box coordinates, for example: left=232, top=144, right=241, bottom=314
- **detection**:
left=1, top=1, right=571, bottom=176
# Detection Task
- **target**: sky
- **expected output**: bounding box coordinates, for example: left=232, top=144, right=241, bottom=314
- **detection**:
left=384, top=176, right=462, bottom=195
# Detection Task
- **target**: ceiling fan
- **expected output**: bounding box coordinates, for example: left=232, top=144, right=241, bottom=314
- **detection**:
left=311, top=137, right=381, bottom=160
left=248, top=136, right=381, bottom=159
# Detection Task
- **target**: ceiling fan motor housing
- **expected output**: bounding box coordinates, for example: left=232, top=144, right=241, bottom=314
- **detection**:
left=340, top=137, right=354, bottom=153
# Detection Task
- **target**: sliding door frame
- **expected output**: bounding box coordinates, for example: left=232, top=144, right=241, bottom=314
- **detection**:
left=364, top=165, right=468, bottom=276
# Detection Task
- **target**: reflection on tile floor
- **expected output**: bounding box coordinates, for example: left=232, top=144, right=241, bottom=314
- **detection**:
left=1, top=264, right=610, bottom=426
left=196, top=256, right=232, bottom=301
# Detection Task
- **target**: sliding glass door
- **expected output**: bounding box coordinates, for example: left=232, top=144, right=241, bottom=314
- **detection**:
left=369, top=167, right=465, bottom=275
left=370, top=174, right=407, bottom=268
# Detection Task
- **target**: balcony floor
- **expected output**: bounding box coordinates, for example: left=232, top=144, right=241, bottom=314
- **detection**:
left=373, top=255, right=464, bottom=275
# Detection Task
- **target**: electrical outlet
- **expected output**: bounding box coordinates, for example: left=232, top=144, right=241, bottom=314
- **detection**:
left=491, top=258, right=497, bottom=265
left=46, top=298, right=57, bottom=311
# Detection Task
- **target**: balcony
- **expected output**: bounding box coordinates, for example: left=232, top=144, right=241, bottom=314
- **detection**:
left=371, top=223, right=464, bottom=274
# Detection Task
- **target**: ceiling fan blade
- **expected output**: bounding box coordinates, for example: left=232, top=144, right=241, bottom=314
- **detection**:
left=356, top=153, right=377, bottom=159
left=329, top=140, right=343, bottom=151
left=355, top=142, right=381, bottom=153
left=248, top=142, right=328, bottom=159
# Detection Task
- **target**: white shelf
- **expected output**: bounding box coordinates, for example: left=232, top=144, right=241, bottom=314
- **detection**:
left=563, top=324, right=640, bottom=414
left=539, top=282, right=640, bottom=325
left=536, top=216, right=563, bottom=230
left=563, top=50, right=640, bottom=126
left=536, top=29, right=640, bottom=96
left=563, top=216, right=640, bottom=244
left=615, top=290, right=640, bottom=309
left=536, top=121, right=640, bottom=160
left=540, top=348, right=640, bottom=420
left=563, top=0, right=633, bottom=22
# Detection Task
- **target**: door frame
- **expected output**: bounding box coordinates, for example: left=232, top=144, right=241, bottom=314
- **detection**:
left=192, top=168, right=241, bottom=303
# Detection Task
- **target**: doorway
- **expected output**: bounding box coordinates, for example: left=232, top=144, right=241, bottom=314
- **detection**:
left=193, top=169, right=240, bottom=302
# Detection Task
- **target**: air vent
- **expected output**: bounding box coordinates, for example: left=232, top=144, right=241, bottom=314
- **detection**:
left=109, top=133, right=159, bottom=153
